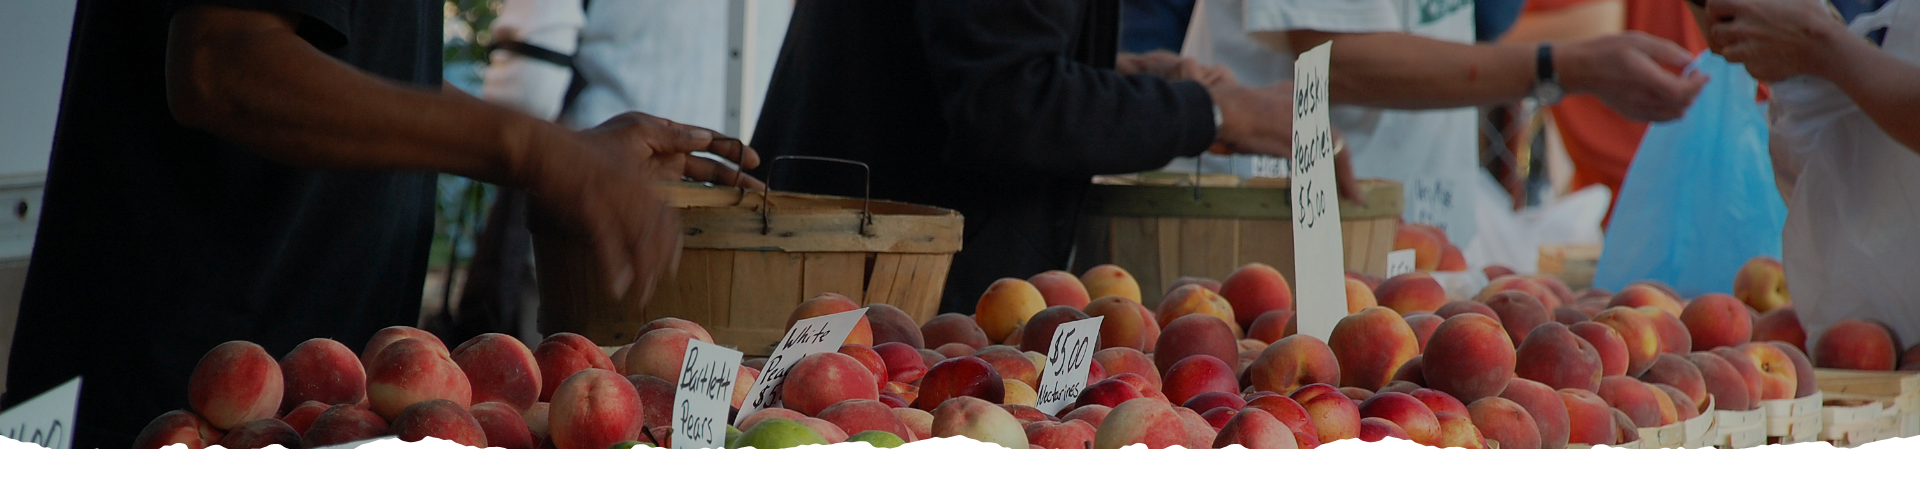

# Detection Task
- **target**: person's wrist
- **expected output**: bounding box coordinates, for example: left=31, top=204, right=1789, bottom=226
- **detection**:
left=1807, top=18, right=1860, bottom=84
left=1554, top=39, right=1596, bottom=95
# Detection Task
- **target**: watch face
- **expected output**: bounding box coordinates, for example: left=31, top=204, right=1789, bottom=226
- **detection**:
left=1537, top=83, right=1565, bottom=104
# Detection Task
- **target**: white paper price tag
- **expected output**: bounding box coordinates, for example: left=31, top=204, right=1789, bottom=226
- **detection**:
left=1033, top=317, right=1103, bottom=415
left=1387, top=249, right=1417, bottom=278
left=672, top=339, right=742, bottom=449
left=1291, top=42, right=1347, bottom=341
left=733, top=308, right=867, bottom=427
left=0, top=377, right=79, bottom=449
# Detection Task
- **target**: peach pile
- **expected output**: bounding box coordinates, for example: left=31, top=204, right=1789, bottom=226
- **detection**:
left=136, top=254, right=1916, bottom=450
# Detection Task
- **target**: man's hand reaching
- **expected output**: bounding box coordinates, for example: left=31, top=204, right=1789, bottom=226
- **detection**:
left=526, top=112, right=761, bottom=304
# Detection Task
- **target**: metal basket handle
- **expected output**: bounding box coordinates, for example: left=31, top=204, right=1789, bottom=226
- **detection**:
left=761, top=155, right=874, bottom=237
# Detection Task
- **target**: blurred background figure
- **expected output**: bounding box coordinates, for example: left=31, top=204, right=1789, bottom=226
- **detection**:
left=1122, top=0, right=1198, bottom=54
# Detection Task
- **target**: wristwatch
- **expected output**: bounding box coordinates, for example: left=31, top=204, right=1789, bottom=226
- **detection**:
left=1531, top=43, right=1564, bottom=106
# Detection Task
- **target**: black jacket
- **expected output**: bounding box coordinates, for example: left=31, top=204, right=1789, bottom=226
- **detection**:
left=750, top=0, right=1216, bottom=314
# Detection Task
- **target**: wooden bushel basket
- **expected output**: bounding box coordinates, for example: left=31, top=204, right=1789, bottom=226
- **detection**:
left=1073, top=174, right=1403, bottom=307
left=534, top=164, right=962, bottom=355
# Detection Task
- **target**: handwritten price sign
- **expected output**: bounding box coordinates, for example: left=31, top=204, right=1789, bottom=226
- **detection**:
left=1291, top=42, right=1348, bottom=341
left=1387, top=249, right=1417, bottom=278
left=672, top=340, right=742, bottom=449
left=732, top=308, right=867, bottom=427
left=1033, top=317, right=1103, bottom=415
left=0, top=377, right=79, bottom=449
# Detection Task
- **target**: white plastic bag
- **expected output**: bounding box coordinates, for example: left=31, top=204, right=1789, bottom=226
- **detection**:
left=1460, top=172, right=1611, bottom=276
left=1776, top=1, right=1920, bottom=352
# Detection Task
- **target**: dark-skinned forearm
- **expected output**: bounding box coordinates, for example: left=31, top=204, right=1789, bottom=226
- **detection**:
left=1820, top=29, right=1920, bottom=155
left=164, top=6, right=568, bottom=190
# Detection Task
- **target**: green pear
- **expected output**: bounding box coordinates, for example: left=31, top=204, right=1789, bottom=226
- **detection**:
left=846, top=430, right=906, bottom=448
left=731, top=418, right=827, bottom=449
left=724, top=425, right=744, bottom=449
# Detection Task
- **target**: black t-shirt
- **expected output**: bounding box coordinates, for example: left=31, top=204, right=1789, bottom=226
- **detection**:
left=2, top=0, right=440, bottom=448
left=750, top=0, right=1214, bottom=314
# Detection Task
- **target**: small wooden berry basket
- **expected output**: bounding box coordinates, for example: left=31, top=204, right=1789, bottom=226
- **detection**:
left=1711, top=407, right=1767, bottom=448
left=1681, top=395, right=1717, bottom=448
left=534, top=158, right=963, bottom=354
left=1814, top=368, right=1920, bottom=444
left=1760, top=391, right=1824, bottom=445
left=1075, top=174, right=1403, bottom=307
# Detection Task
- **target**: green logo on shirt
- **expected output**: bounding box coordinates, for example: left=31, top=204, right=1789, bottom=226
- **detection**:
left=1418, top=0, right=1473, bottom=25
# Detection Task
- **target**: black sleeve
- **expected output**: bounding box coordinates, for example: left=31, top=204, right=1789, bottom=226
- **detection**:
left=914, top=0, right=1218, bottom=177
left=168, top=0, right=351, bottom=50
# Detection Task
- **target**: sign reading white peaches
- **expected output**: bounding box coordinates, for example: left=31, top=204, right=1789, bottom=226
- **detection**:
left=734, top=308, right=867, bottom=427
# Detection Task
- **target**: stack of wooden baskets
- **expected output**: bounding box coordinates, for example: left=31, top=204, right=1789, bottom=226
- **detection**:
left=1816, top=369, right=1920, bottom=447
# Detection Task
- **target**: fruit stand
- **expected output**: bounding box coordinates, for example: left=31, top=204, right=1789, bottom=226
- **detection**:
left=114, top=204, right=1920, bottom=450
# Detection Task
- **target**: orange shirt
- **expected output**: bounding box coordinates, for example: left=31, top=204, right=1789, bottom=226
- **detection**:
left=1524, top=0, right=1709, bottom=227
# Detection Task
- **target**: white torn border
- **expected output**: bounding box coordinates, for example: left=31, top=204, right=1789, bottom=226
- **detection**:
left=2, top=433, right=1910, bottom=477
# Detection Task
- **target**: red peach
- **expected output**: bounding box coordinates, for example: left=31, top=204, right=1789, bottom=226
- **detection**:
left=1093, top=347, right=1162, bottom=390
left=1376, top=273, right=1449, bottom=316
left=874, top=342, right=929, bottom=384
left=1030, top=270, right=1093, bottom=310
left=361, top=326, right=448, bottom=369
left=1025, top=419, right=1097, bottom=449
left=1183, top=391, right=1248, bottom=413
left=1248, top=334, right=1341, bottom=395
left=1246, top=310, right=1296, bottom=344
left=1772, top=340, right=1818, bottom=397
left=470, top=401, right=536, bottom=449
left=1220, top=263, right=1295, bottom=332
left=1434, top=411, right=1486, bottom=448
left=786, top=292, right=871, bottom=346
left=522, top=402, right=551, bottom=447
left=1607, top=284, right=1683, bottom=319
left=923, top=313, right=990, bottom=350
left=975, top=345, right=1040, bottom=388
left=217, top=418, right=300, bottom=449
left=865, top=303, right=925, bottom=349
left=1475, top=276, right=1563, bottom=310
left=1501, top=378, right=1570, bottom=449
left=1163, top=356, right=1241, bottom=407
left=1294, top=385, right=1362, bottom=444
left=1019, top=305, right=1093, bottom=353
left=1639, top=354, right=1709, bottom=412
left=1213, top=408, right=1300, bottom=449
left=1405, top=313, right=1445, bottom=353
left=1411, top=388, right=1470, bottom=417
left=1554, top=307, right=1592, bottom=325
left=548, top=369, right=644, bottom=449
left=1154, top=314, right=1240, bottom=377
left=1329, top=307, right=1420, bottom=391
left=133, top=410, right=222, bottom=449
left=818, top=399, right=914, bottom=441
left=1396, top=226, right=1445, bottom=271
left=278, top=338, right=366, bottom=414
left=1732, top=256, right=1791, bottom=313
left=391, top=399, right=487, bottom=447
left=1357, top=417, right=1412, bottom=443
left=1711, top=347, right=1767, bottom=409
left=913, top=356, right=1005, bottom=410
left=1685, top=351, right=1754, bottom=411
left=1680, top=293, right=1752, bottom=351
left=533, top=332, right=615, bottom=402
left=1596, top=376, right=1662, bottom=428
left=1062, top=404, right=1113, bottom=429
left=1736, top=342, right=1799, bottom=401
left=736, top=407, right=805, bottom=432
left=1357, top=391, right=1440, bottom=446
left=188, top=340, right=284, bottom=430
left=1157, top=284, right=1241, bottom=338
left=366, top=337, right=472, bottom=421
left=1421, top=313, right=1517, bottom=404
left=839, top=344, right=892, bottom=391
left=1092, top=398, right=1187, bottom=449
left=1753, top=307, right=1807, bottom=353
left=1814, top=318, right=1899, bottom=371
left=451, top=333, right=542, bottom=411
left=1592, top=307, right=1661, bottom=376
left=624, top=328, right=697, bottom=384
left=632, top=317, right=714, bottom=344
left=783, top=352, right=880, bottom=416
left=626, top=374, right=674, bottom=430
left=1643, top=307, right=1692, bottom=356
left=930, top=396, right=1028, bottom=448
left=1467, top=397, right=1540, bottom=449
left=1557, top=388, right=1616, bottom=446
left=1514, top=322, right=1604, bottom=392
left=999, top=403, right=1053, bottom=424
left=300, top=404, right=389, bottom=449
left=893, top=407, right=933, bottom=441
left=281, top=400, right=329, bottom=436
left=1486, top=291, right=1551, bottom=345
left=1570, top=321, right=1630, bottom=377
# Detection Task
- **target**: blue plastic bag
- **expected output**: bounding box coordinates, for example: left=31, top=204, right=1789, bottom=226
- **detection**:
left=1592, top=53, right=1787, bottom=298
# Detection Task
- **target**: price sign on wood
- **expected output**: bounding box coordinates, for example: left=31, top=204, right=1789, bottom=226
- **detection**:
left=1033, top=317, right=1103, bottom=415
left=672, top=339, right=742, bottom=448
left=732, top=308, right=866, bottom=427
left=1291, top=41, right=1348, bottom=341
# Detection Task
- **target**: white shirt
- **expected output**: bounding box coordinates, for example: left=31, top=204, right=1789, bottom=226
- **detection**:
left=481, top=0, right=726, bottom=131
left=1177, top=0, right=1483, bottom=246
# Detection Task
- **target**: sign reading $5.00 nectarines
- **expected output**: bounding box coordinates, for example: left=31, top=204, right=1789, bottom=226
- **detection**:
left=672, top=339, right=742, bottom=449
left=1291, top=42, right=1347, bottom=341
left=1034, top=317, right=1103, bottom=416
left=733, top=308, right=868, bottom=428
